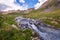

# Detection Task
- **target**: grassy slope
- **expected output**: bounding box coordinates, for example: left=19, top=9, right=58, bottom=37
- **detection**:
left=0, top=0, right=60, bottom=39
left=0, top=9, right=60, bottom=40
left=0, top=14, right=33, bottom=40
left=24, top=9, right=60, bottom=28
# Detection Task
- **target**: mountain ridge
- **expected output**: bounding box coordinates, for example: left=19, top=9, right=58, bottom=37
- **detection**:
left=0, top=0, right=60, bottom=14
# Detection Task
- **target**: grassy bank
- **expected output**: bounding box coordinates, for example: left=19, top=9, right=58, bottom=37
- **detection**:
left=0, top=9, right=60, bottom=40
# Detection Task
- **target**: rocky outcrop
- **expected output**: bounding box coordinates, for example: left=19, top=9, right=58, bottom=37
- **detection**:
left=40, top=0, right=60, bottom=8
left=40, top=0, right=52, bottom=8
left=40, top=0, right=60, bottom=12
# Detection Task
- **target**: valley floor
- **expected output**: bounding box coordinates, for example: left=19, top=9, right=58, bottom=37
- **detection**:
left=0, top=9, right=60, bottom=40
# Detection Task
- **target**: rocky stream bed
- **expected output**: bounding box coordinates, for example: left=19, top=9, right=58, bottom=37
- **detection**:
left=15, top=16, right=60, bottom=40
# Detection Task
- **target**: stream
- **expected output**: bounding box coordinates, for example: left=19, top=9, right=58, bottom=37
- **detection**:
left=15, top=17, right=60, bottom=40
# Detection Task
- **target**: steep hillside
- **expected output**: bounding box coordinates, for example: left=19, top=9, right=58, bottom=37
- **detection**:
left=40, top=0, right=60, bottom=12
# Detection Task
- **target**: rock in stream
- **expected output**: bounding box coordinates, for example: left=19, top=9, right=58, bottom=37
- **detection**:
left=15, top=16, right=60, bottom=40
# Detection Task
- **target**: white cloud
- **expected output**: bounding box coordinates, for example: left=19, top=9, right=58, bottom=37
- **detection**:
left=0, top=0, right=48, bottom=11
left=0, top=0, right=28, bottom=11
left=34, top=3, right=41, bottom=9
left=20, top=4, right=28, bottom=10
left=19, top=0, right=25, bottom=3
left=34, top=0, right=47, bottom=9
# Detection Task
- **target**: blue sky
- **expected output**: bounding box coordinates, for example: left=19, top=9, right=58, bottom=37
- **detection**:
left=16, top=0, right=39, bottom=8
left=0, top=0, right=47, bottom=11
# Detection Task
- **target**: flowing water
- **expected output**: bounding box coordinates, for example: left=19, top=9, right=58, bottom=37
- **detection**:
left=15, top=17, right=60, bottom=40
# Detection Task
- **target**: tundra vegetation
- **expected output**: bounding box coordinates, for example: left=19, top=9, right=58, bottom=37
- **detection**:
left=0, top=0, right=60, bottom=40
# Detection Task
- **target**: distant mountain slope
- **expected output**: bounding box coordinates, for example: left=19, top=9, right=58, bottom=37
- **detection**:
left=0, top=0, right=60, bottom=14
left=32, top=0, right=60, bottom=13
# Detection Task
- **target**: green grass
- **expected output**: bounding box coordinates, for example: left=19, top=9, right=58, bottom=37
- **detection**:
left=0, top=0, right=60, bottom=39
left=0, top=9, right=60, bottom=40
left=0, top=13, right=33, bottom=40
left=24, top=9, right=60, bottom=28
left=0, top=28, right=32, bottom=40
